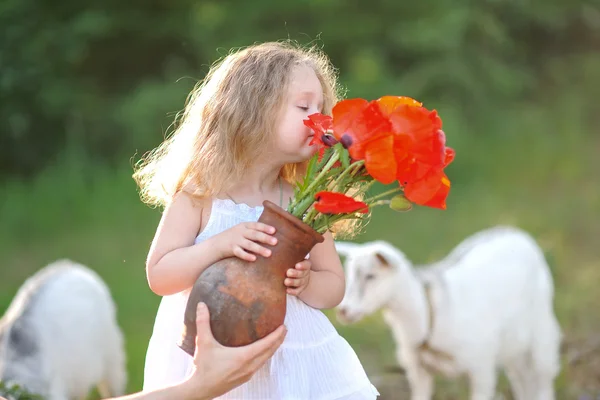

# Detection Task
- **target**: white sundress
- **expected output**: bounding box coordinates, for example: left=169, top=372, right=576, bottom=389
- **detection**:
left=142, top=198, right=380, bottom=400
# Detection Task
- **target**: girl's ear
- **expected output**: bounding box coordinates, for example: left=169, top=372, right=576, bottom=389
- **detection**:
left=334, top=241, right=360, bottom=257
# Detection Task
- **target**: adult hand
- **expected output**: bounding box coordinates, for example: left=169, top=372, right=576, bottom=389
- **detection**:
left=186, top=302, right=287, bottom=399
left=108, top=303, right=286, bottom=400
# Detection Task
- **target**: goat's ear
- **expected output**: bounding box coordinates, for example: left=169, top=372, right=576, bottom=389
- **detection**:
left=334, top=241, right=359, bottom=257
left=375, top=252, right=391, bottom=268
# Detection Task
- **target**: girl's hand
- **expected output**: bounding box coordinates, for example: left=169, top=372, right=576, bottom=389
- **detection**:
left=217, top=222, right=277, bottom=262
left=285, top=259, right=311, bottom=296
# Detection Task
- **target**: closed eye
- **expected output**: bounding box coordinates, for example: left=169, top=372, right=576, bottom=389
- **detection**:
left=297, top=106, right=309, bottom=111
left=364, top=273, right=375, bottom=281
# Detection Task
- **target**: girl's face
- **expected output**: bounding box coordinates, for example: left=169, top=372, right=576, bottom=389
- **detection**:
left=272, top=64, right=325, bottom=164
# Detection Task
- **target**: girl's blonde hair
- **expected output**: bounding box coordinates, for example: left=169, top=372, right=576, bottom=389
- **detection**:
left=133, top=41, right=342, bottom=208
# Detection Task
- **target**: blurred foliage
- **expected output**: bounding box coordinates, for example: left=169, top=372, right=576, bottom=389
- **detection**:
left=1, top=0, right=599, bottom=178
left=0, top=381, right=44, bottom=400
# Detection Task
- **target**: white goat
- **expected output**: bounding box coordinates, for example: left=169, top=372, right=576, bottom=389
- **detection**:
left=0, top=259, right=127, bottom=400
left=335, top=226, right=562, bottom=400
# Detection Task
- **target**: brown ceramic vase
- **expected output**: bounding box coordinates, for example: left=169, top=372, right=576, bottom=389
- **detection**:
left=178, top=200, right=324, bottom=355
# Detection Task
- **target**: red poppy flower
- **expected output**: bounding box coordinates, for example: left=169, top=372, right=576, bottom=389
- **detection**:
left=304, top=113, right=333, bottom=147
left=314, top=191, right=369, bottom=214
left=317, top=147, right=325, bottom=162
left=404, top=171, right=451, bottom=210
left=444, top=147, right=455, bottom=166
left=330, top=96, right=447, bottom=185
left=331, top=99, right=391, bottom=161
left=396, top=129, right=454, bottom=210
left=395, top=130, right=452, bottom=183
left=330, top=96, right=454, bottom=206
left=331, top=96, right=424, bottom=161
left=380, top=98, right=446, bottom=184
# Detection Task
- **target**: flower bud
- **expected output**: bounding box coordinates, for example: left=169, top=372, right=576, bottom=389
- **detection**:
left=322, top=133, right=338, bottom=147
left=389, top=194, right=412, bottom=212
left=340, top=134, right=353, bottom=149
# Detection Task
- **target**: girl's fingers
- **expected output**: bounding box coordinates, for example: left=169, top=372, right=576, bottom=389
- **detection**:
left=246, top=222, right=276, bottom=234
left=295, top=261, right=310, bottom=270
left=233, top=246, right=256, bottom=261
left=284, top=278, right=303, bottom=288
left=242, top=239, right=271, bottom=257
left=245, top=230, right=277, bottom=246
left=287, top=269, right=309, bottom=279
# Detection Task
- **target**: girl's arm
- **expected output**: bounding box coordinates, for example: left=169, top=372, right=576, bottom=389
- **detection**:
left=297, top=231, right=346, bottom=309
left=145, top=192, right=223, bottom=296
left=145, top=192, right=277, bottom=296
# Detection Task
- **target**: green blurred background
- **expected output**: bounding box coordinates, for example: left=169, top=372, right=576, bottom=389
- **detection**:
left=1, top=0, right=599, bottom=398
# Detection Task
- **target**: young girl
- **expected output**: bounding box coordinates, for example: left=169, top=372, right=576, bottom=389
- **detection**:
left=134, top=41, right=380, bottom=399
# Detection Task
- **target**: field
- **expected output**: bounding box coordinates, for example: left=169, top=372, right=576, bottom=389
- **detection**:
left=2, top=96, right=598, bottom=398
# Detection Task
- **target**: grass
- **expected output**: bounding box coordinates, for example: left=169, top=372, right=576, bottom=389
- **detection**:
left=0, top=100, right=598, bottom=399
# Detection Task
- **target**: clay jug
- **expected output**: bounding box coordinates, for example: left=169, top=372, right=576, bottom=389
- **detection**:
left=178, top=200, right=324, bottom=355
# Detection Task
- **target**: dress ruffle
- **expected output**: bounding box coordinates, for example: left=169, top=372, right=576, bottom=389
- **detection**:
left=206, top=296, right=380, bottom=400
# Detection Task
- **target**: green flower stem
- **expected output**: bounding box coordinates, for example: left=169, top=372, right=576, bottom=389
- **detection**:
left=303, top=159, right=365, bottom=225
left=302, top=205, right=319, bottom=225
left=349, top=161, right=366, bottom=177
left=311, top=212, right=364, bottom=234
left=328, top=160, right=365, bottom=192
left=288, top=146, right=406, bottom=233
left=369, top=199, right=393, bottom=207
left=304, top=173, right=383, bottom=229
left=312, top=221, right=331, bottom=234
left=289, top=151, right=341, bottom=218
left=309, top=198, right=394, bottom=234
left=358, top=179, right=377, bottom=195
left=364, top=186, right=403, bottom=203
left=290, top=195, right=315, bottom=218
left=303, top=151, right=341, bottom=195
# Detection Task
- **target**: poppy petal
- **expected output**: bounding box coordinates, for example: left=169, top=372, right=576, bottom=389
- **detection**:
left=404, top=171, right=451, bottom=210
left=423, top=174, right=451, bottom=209
left=332, top=99, right=391, bottom=161
left=364, top=134, right=397, bottom=184
left=376, top=96, right=423, bottom=116
left=304, top=113, right=333, bottom=147
left=444, top=146, right=455, bottom=167
left=314, top=191, right=369, bottom=214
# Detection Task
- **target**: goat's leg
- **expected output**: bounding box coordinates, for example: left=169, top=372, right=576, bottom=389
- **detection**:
left=405, top=364, right=433, bottom=400
left=97, top=380, right=113, bottom=399
left=527, top=330, right=559, bottom=400
left=503, top=360, right=528, bottom=400
left=523, top=369, right=556, bottom=400
left=47, top=382, right=68, bottom=400
left=98, top=341, right=127, bottom=397
left=528, top=377, right=555, bottom=400
left=468, top=366, right=497, bottom=400
left=511, top=346, right=557, bottom=399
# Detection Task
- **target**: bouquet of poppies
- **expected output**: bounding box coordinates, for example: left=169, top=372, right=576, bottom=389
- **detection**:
left=286, top=95, right=455, bottom=234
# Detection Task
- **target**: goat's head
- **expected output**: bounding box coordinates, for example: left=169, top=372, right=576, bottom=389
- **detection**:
left=335, top=240, right=411, bottom=325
